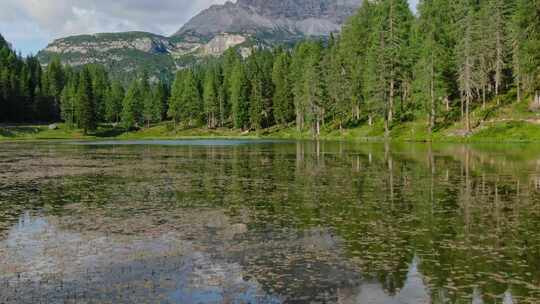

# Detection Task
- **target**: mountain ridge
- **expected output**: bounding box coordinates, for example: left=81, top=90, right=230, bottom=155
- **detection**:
left=37, top=0, right=362, bottom=82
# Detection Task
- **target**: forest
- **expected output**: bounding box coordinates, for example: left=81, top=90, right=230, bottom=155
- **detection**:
left=1, top=0, right=539, bottom=137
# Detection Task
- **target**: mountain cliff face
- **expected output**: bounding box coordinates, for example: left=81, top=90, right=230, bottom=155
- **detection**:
left=176, top=0, right=361, bottom=38
left=37, top=0, right=362, bottom=82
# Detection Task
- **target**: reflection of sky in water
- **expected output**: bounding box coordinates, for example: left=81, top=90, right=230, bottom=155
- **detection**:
left=0, top=213, right=283, bottom=303
left=0, top=213, right=519, bottom=303
left=349, top=257, right=430, bottom=304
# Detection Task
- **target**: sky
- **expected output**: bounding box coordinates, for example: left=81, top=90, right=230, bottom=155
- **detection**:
left=0, top=0, right=419, bottom=56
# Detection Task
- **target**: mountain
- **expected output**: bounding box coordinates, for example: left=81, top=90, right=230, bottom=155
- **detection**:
left=37, top=0, right=362, bottom=83
left=175, top=0, right=362, bottom=39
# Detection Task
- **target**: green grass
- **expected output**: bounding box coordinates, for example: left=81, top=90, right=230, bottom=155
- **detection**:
left=469, top=121, right=540, bottom=142
left=0, top=125, right=87, bottom=140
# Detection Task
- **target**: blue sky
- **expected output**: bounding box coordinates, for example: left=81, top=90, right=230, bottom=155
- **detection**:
left=0, top=0, right=419, bottom=56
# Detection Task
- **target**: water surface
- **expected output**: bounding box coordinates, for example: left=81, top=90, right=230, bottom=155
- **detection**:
left=1, top=140, right=539, bottom=303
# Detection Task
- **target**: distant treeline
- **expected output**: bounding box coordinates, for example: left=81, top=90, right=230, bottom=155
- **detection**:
left=1, top=0, right=539, bottom=136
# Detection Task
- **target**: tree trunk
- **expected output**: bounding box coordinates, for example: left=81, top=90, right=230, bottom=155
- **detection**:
left=482, top=86, right=486, bottom=110
left=517, top=77, right=521, bottom=103
left=389, top=78, right=394, bottom=128
left=384, top=117, right=389, bottom=138
left=460, top=93, right=464, bottom=120
left=495, top=6, right=503, bottom=97
left=466, top=93, right=471, bottom=133
left=429, top=57, right=435, bottom=134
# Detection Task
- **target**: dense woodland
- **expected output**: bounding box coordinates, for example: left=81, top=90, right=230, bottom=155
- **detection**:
left=1, top=0, right=539, bottom=136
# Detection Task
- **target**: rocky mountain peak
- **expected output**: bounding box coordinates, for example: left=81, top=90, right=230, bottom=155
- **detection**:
left=174, top=0, right=362, bottom=38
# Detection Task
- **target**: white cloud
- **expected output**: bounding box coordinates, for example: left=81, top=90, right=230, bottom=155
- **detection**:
left=0, top=0, right=230, bottom=55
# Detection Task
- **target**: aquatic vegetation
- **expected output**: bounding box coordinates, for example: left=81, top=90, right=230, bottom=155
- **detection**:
left=0, top=140, right=539, bottom=303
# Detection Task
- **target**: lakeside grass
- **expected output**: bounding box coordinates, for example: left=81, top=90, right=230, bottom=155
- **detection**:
left=2, top=98, right=540, bottom=143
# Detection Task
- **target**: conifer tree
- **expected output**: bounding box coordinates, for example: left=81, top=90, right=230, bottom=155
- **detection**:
left=168, top=71, right=184, bottom=126
left=378, top=0, right=414, bottom=135
left=152, top=81, right=168, bottom=122
left=77, top=67, right=96, bottom=134
left=60, top=77, right=78, bottom=127
left=290, top=42, right=314, bottom=130
left=250, top=73, right=264, bottom=130
left=105, top=80, right=124, bottom=123
left=203, top=68, right=219, bottom=128
left=229, top=60, right=249, bottom=129
left=456, top=3, right=477, bottom=132
left=88, top=65, right=109, bottom=121
left=181, top=70, right=202, bottom=127
left=303, top=46, right=325, bottom=136
left=272, top=51, right=293, bottom=126
left=43, top=57, right=64, bottom=121
left=512, top=0, right=540, bottom=102
left=413, top=0, right=452, bottom=133
left=121, top=79, right=142, bottom=129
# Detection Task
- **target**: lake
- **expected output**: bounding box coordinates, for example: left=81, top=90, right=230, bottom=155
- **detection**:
left=0, top=140, right=539, bottom=303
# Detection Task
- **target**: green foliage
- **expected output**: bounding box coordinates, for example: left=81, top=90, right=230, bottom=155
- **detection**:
left=105, top=81, right=124, bottom=123
left=168, top=71, right=184, bottom=125
left=77, top=67, right=97, bottom=134
left=203, top=67, right=219, bottom=128
left=180, top=70, right=202, bottom=126
left=229, top=59, right=249, bottom=129
left=249, top=73, right=264, bottom=130
left=121, top=79, right=142, bottom=129
left=272, top=50, right=293, bottom=125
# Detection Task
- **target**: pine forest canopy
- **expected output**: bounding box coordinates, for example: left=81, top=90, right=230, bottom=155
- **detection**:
left=1, top=0, right=540, bottom=137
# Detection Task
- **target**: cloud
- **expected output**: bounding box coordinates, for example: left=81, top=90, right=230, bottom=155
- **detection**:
left=0, top=0, right=230, bottom=55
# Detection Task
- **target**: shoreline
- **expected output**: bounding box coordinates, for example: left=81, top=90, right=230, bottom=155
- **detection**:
left=2, top=122, right=540, bottom=144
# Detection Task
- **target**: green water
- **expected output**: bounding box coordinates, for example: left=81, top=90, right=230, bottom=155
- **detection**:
left=0, top=140, right=539, bottom=303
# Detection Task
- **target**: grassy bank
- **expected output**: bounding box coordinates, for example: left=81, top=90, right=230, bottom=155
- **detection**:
left=2, top=99, right=540, bottom=143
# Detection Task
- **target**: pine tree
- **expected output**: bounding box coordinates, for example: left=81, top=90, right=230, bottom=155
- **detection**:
left=60, top=76, right=78, bottom=127
left=181, top=70, right=202, bottom=127
left=250, top=73, right=264, bottom=130
left=88, top=65, right=109, bottom=122
left=512, top=0, right=540, bottom=102
left=105, top=80, right=124, bottom=123
left=43, top=57, right=64, bottom=121
left=77, top=67, right=96, bottom=134
left=141, top=73, right=157, bottom=128
left=413, top=0, right=453, bottom=134
left=340, top=0, right=379, bottom=125
left=272, top=51, right=293, bottom=126
left=168, top=71, right=184, bottom=126
left=229, top=60, right=249, bottom=129
left=325, top=36, right=349, bottom=130
left=121, top=79, right=141, bottom=129
left=487, top=0, right=510, bottom=97
left=152, top=81, right=168, bottom=123
left=456, top=3, right=477, bottom=132
left=377, top=0, right=414, bottom=135
left=290, top=42, right=314, bottom=130
left=221, top=49, right=240, bottom=122
left=303, top=46, right=325, bottom=136
left=203, top=67, right=219, bottom=128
